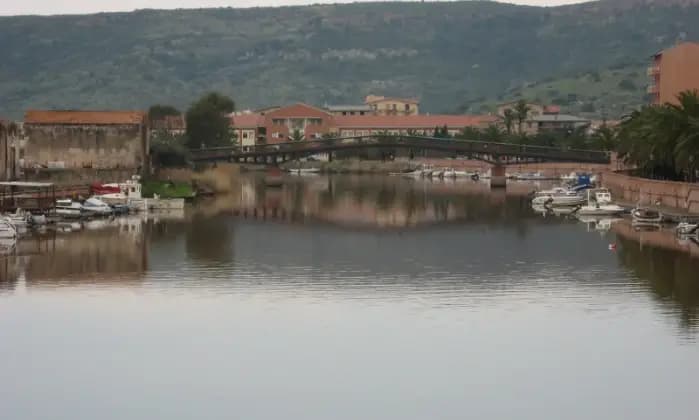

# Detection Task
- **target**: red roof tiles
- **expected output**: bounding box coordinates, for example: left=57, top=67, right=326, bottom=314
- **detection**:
left=25, top=110, right=146, bottom=125
left=231, top=114, right=264, bottom=128
left=334, top=115, right=497, bottom=129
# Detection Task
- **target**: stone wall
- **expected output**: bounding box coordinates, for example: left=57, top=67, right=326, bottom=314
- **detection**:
left=22, top=168, right=137, bottom=185
left=601, top=171, right=699, bottom=214
left=23, top=124, right=147, bottom=170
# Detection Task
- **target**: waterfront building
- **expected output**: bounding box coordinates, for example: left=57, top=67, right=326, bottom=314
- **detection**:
left=333, top=114, right=497, bottom=137
left=365, top=95, right=420, bottom=116
left=230, top=113, right=265, bottom=151
left=23, top=110, right=149, bottom=171
left=526, top=114, right=591, bottom=135
left=229, top=103, right=496, bottom=145
left=648, top=41, right=699, bottom=105
left=324, top=105, right=373, bottom=116
left=150, top=114, right=186, bottom=136
left=0, top=119, right=21, bottom=180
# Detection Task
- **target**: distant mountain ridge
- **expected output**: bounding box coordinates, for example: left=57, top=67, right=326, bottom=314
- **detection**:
left=1, top=0, right=699, bottom=119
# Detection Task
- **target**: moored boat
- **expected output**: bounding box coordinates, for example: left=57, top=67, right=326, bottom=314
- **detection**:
left=55, top=199, right=84, bottom=219
left=82, top=197, right=113, bottom=216
left=631, top=207, right=663, bottom=224
left=576, top=203, right=626, bottom=216
left=0, top=217, right=18, bottom=239
left=531, top=187, right=585, bottom=206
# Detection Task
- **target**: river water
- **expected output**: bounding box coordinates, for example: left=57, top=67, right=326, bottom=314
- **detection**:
left=1, top=175, right=698, bottom=420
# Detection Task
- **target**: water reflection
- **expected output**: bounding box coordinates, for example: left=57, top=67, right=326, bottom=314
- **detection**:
left=0, top=175, right=697, bottom=334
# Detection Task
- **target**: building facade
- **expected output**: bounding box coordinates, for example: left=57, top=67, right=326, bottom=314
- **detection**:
left=365, top=95, right=420, bottom=116
left=0, top=120, right=20, bottom=180
left=229, top=103, right=496, bottom=145
left=333, top=115, right=497, bottom=137
left=649, top=41, right=699, bottom=105
left=324, top=105, right=372, bottom=116
left=23, top=110, right=149, bottom=170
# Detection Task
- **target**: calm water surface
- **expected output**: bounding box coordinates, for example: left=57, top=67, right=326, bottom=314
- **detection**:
left=1, top=175, right=698, bottom=420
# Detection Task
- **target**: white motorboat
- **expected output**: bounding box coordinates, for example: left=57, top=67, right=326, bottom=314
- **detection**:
left=532, top=204, right=578, bottom=216
left=632, top=207, right=663, bottom=224
left=575, top=189, right=625, bottom=216
left=433, top=169, right=445, bottom=179
left=82, top=197, right=113, bottom=216
left=5, top=208, right=29, bottom=230
left=55, top=199, right=84, bottom=218
left=531, top=187, right=585, bottom=206
left=92, top=175, right=143, bottom=205
left=0, top=217, right=18, bottom=239
left=576, top=203, right=626, bottom=216
left=592, top=188, right=613, bottom=205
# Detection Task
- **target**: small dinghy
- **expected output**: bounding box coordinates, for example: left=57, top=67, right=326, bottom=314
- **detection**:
left=632, top=207, right=663, bottom=224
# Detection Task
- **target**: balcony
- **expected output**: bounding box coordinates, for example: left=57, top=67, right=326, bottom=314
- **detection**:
left=647, top=65, right=660, bottom=76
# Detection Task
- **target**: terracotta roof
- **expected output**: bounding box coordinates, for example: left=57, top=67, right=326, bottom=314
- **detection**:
left=266, top=103, right=331, bottom=118
left=152, top=114, right=185, bottom=130
left=365, top=97, right=419, bottom=105
left=231, top=114, right=263, bottom=128
left=334, top=115, right=497, bottom=129
left=25, top=110, right=145, bottom=125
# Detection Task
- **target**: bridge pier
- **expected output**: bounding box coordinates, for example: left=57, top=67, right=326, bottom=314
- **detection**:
left=490, top=159, right=507, bottom=189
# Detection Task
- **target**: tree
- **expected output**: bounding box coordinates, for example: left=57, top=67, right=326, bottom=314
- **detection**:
left=589, top=124, right=617, bottom=151
left=148, top=104, right=180, bottom=123
left=459, top=126, right=481, bottom=140
left=502, top=109, right=515, bottom=135
left=513, top=100, right=530, bottom=135
left=483, top=124, right=504, bottom=142
left=185, top=92, right=235, bottom=149
left=616, top=90, right=699, bottom=181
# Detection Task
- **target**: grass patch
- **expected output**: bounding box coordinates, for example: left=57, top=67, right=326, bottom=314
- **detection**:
left=142, top=180, right=195, bottom=199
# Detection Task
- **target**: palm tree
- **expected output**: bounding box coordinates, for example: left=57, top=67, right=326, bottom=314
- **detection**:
left=502, top=109, right=515, bottom=135
left=513, top=100, right=530, bottom=135
left=668, top=90, right=699, bottom=181
left=290, top=129, right=304, bottom=143
left=483, top=124, right=504, bottom=142
left=589, top=124, right=618, bottom=151
left=459, top=126, right=481, bottom=140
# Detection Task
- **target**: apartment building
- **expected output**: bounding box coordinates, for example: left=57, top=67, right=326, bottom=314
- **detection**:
left=648, top=41, right=699, bottom=105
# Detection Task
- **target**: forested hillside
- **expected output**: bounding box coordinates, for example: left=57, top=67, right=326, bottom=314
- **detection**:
left=1, top=0, right=699, bottom=118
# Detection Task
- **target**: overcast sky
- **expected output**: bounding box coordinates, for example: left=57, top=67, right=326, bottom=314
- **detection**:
left=2, top=0, right=590, bottom=16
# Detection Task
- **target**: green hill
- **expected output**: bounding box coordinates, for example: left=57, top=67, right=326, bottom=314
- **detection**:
left=1, top=0, right=699, bottom=119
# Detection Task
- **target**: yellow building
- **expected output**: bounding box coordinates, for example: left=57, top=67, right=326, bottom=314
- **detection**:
left=365, top=95, right=420, bottom=116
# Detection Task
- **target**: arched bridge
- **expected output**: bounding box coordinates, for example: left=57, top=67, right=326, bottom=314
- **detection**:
left=189, top=135, right=611, bottom=165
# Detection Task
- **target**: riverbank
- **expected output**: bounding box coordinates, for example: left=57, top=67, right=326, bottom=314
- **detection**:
left=279, top=157, right=618, bottom=176
left=601, top=171, right=699, bottom=215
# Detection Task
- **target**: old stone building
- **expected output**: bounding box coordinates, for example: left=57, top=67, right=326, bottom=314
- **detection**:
left=23, top=110, right=149, bottom=171
left=0, top=119, right=20, bottom=180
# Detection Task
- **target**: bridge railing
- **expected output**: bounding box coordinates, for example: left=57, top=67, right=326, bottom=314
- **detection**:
left=191, top=135, right=611, bottom=163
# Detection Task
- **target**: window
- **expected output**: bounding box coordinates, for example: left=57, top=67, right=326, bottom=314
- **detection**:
left=242, top=132, right=249, bottom=139
left=392, top=104, right=397, bottom=110
left=309, top=118, right=322, bottom=126
left=405, top=104, right=410, bottom=111
left=272, top=119, right=285, bottom=126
